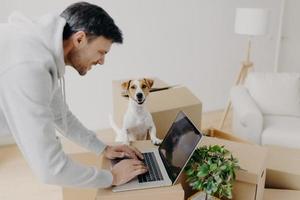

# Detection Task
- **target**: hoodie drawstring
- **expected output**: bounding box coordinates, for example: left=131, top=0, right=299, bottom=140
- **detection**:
left=59, top=77, right=68, bottom=133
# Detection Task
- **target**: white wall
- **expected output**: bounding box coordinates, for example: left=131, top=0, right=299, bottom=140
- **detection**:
left=0, top=0, right=282, bottom=132
left=277, top=0, right=300, bottom=72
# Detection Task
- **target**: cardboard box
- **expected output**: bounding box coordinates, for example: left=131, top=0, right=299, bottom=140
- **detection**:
left=62, top=153, right=102, bottom=200
left=265, top=145, right=300, bottom=190
left=263, top=189, right=300, bottom=200
left=204, top=129, right=300, bottom=198
left=95, top=184, right=184, bottom=200
left=62, top=137, right=185, bottom=200
left=204, top=129, right=267, bottom=200
left=112, top=78, right=202, bottom=139
left=204, top=137, right=267, bottom=200
left=182, top=134, right=267, bottom=200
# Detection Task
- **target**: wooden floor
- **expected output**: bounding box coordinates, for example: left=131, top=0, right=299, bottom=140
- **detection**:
left=0, top=110, right=231, bottom=200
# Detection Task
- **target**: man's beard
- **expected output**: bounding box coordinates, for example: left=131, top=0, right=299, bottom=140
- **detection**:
left=68, top=50, right=87, bottom=76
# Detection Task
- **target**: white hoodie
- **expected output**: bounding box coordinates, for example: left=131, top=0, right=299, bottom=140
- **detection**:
left=0, top=12, right=113, bottom=188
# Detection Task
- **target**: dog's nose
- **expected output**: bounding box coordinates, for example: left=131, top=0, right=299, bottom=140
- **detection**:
left=136, top=93, right=143, bottom=99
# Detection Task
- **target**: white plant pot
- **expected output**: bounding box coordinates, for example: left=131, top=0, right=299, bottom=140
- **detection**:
left=188, top=191, right=220, bottom=200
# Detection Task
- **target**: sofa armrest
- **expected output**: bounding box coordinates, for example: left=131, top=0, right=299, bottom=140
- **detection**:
left=230, top=86, right=263, bottom=144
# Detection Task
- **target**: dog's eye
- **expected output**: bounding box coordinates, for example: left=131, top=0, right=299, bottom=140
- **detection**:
left=142, top=84, right=147, bottom=89
left=130, top=85, right=136, bottom=89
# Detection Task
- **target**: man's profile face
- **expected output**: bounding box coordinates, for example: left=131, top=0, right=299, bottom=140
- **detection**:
left=68, top=35, right=112, bottom=76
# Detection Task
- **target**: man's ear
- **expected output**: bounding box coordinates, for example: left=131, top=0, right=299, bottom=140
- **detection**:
left=72, top=31, right=88, bottom=48
left=145, top=78, right=154, bottom=88
left=121, top=80, right=131, bottom=90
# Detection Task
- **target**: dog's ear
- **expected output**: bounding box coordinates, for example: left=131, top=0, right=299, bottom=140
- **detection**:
left=121, top=80, right=131, bottom=90
left=144, top=78, right=154, bottom=88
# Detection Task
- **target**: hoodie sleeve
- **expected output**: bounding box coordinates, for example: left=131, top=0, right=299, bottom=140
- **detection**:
left=0, top=63, right=113, bottom=188
left=51, top=88, right=107, bottom=155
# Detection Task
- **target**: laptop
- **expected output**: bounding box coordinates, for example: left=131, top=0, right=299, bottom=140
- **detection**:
left=112, top=111, right=203, bottom=192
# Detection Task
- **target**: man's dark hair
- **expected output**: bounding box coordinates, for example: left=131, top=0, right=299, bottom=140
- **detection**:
left=60, top=2, right=123, bottom=43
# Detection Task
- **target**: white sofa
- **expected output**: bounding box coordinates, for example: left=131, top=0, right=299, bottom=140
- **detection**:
left=231, top=72, right=300, bottom=148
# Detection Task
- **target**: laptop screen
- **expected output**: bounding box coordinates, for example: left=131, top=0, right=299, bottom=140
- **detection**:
left=158, top=111, right=202, bottom=183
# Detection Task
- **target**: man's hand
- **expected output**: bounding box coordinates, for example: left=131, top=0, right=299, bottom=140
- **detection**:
left=103, top=144, right=144, bottom=160
left=111, top=159, right=148, bottom=186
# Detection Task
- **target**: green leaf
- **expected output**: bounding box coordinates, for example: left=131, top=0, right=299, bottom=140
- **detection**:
left=207, top=158, right=212, bottom=165
left=197, top=164, right=209, bottom=178
left=209, top=163, right=217, bottom=172
left=206, top=181, right=217, bottom=194
left=185, top=168, right=194, bottom=176
left=195, top=181, right=203, bottom=190
left=213, top=174, right=222, bottom=184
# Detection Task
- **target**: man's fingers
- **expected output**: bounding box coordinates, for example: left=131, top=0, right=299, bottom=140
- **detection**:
left=119, top=145, right=138, bottom=160
left=127, top=160, right=148, bottom=173
left=117, top=158, right=144, bottom=167
left=129, top=146, right=144, bottom=160
left=124, top=145, right=143, bottom=160
left=111, top=144, right=144, bottom=160
left=124, top=158, right=144, bottom=166
left=112, top=151, right=125, bottom=158
left=129, top=167, right=148, bottom=178
left=133, top=159, right=145, bottom=166
left=111, top=158, right=149, bottom=185
left=125, top=167, right=148, bottom=183
left=124, top=151, right=138, bottom=160
left=132, top=164, right=148, bottom=172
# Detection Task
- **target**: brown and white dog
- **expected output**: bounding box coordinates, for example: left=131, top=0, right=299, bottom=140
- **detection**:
left=110, top=78, right=162, bottom=145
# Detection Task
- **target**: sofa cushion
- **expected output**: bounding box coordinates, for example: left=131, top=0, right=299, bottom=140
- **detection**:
left=245, top=72, right=300, bottom=117
left=262, top=115, right=300, bottom=149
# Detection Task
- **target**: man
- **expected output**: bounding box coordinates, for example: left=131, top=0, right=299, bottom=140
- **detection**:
left=0, top=2, right=147, bottom=188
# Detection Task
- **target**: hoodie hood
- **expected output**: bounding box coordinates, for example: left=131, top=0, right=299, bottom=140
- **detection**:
left=8, top=11, right=66, bottom=78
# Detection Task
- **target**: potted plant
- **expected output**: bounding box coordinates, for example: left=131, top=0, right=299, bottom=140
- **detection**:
left=185, top=145, right=240, bottom=200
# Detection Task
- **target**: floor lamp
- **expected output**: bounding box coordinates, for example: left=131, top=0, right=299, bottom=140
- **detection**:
left=219, top=8, right=268, bottom=130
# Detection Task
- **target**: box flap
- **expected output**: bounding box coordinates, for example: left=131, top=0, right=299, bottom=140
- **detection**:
left=265, top=145, right=300, bottom=175
left=201, top=136, right=268, bottom=185
left=205, top=128, right=254, bottom=144
left=146, top=87, right=201, bottom=113
left=263, top=189, right=300, bottom=200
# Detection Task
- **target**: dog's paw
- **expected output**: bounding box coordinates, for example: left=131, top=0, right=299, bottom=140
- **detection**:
left=115, top=135, right=130, bottom=145
left=115, top=140, right=130, bottom=146
left=151, top=138, right=162, bottom=146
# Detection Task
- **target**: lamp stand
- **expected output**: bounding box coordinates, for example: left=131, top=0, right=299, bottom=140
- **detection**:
left=219, top=38, right=253, bottom=130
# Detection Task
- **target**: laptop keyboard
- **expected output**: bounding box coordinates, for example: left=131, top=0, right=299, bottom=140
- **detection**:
left=138, top=152, right=164, bottom=183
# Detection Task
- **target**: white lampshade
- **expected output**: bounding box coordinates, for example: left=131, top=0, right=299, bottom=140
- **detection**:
left=235, top=8, right=268, bottom=36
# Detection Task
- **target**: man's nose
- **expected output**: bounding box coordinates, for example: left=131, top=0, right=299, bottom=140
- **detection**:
left=98, top=57, right=105, bottom=65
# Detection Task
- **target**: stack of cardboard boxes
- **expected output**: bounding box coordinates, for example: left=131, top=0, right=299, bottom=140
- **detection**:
left=205, top=128, right=300, bottom=200
left=62, top=78, right=300, bottom=200
left=200, top=136, right=267, bottom=200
